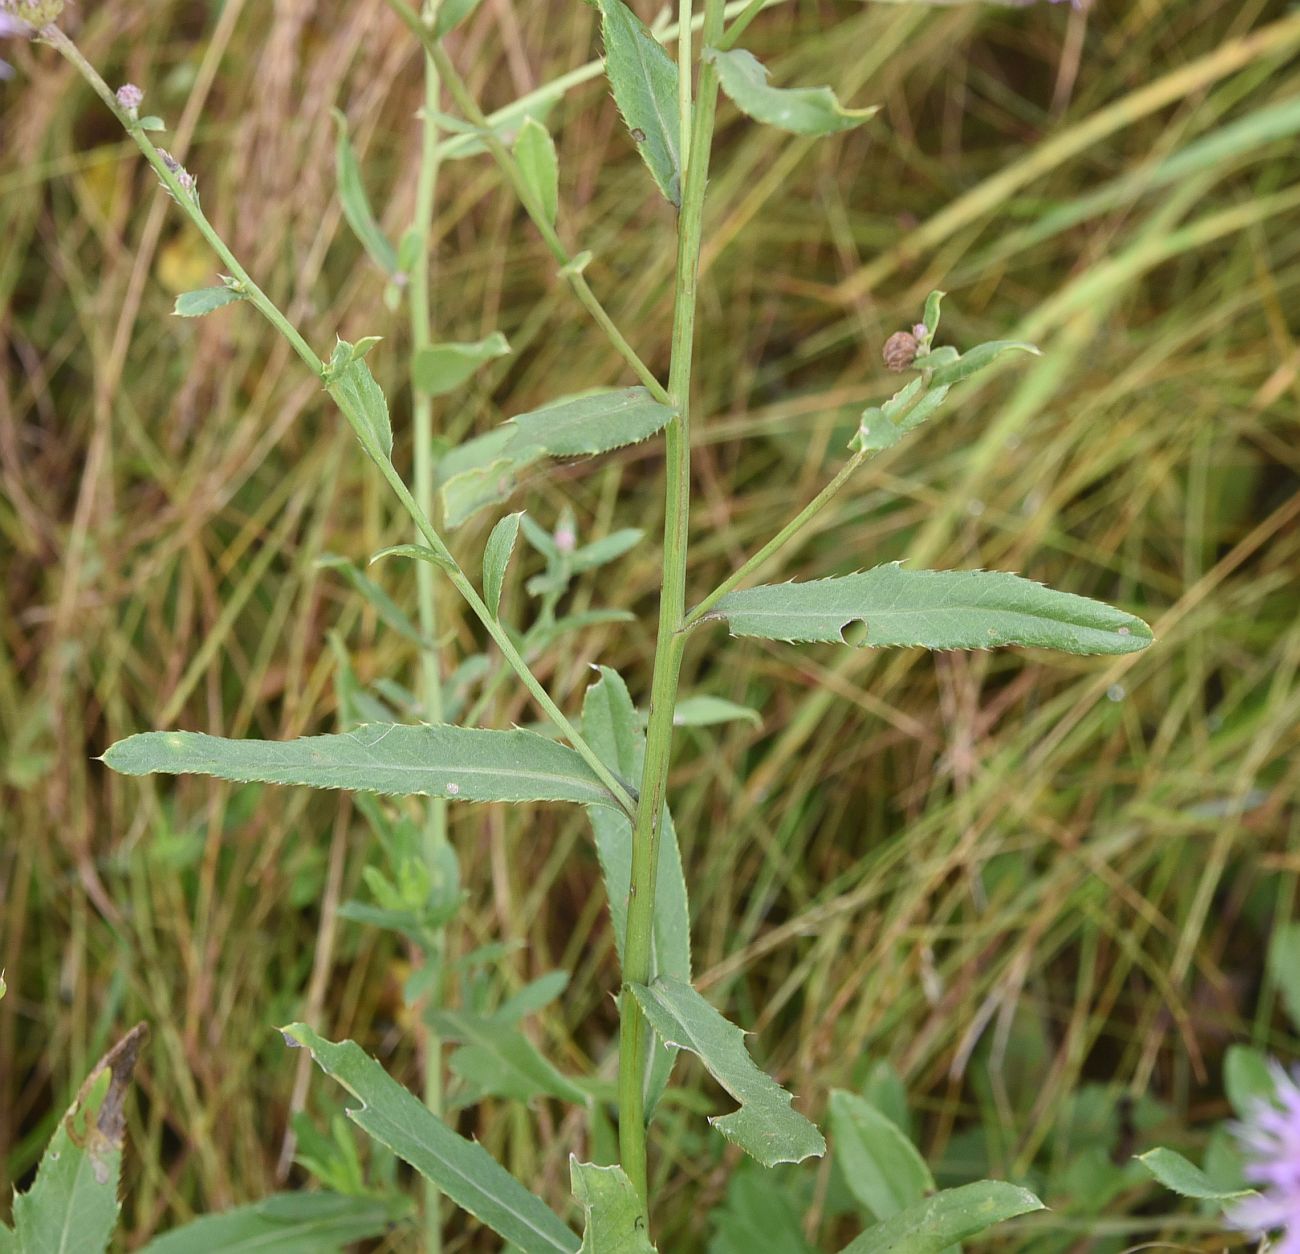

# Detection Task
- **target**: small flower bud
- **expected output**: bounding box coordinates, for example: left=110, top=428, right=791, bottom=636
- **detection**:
left=116, top=83, right=143, bottom=113
left=882, top=330, right=919, bottom=373
left=554, top=526, right=576, bottom=555
left=912, top=323, right=927, bottom=340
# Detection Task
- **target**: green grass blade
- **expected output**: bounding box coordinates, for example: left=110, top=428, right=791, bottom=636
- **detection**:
left=705, top=46, right=877, bottom=135
left=139, top=1194, right=398, bottom=1253
left=596, top=0, right=682, bottom=205
left=838, top=1182, right=1045, bottom=1253
left=101, top=724, right=620, bottom=809
left=570, top=1160, right=656, bottom=1253
left=706, top=563, right=1153, bottom=655
left=282, top=1026, right=580, bottom=1254
left=627, top=978, right=825, bottom=1167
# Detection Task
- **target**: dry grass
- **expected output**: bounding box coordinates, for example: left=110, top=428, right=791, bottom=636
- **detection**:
left=2, top=0, right=1298, bottom=1248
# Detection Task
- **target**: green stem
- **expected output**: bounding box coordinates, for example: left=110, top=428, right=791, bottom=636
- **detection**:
left=384, top=0, right=671, bottom=405
left=49, top=25, right=636, bottom=821
left=410, top=21, right=446, bottom=1253
left=684, top=449, right=867, bottom=628
left=617, top=0, right=726, bottom=1211
left=717, top=0, right=771, bottom=50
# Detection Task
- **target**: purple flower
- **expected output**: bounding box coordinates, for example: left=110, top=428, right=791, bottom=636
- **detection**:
left=116, top=83, right=143, bottom=111
left=0, top=10, right=31, bottom=81
left=1229, top=1063, right=1300, bottom=1252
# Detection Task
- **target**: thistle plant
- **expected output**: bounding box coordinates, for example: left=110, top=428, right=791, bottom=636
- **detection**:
left=6, top=0, right=1157, bottom=1249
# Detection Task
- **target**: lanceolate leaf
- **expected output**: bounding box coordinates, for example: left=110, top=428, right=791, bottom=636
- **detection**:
left=1136, top=1148, right=1253, bottom=1201
left=432, top=1009, right=588, bottom=1106
left=173, top=285, right=244, bottom=317
left=838, top=1182, right=1045, bottom=1253
left=331, top=109, right=397, bottom=275
left=412, top=332, right=510, bottom=397
left=570, top=1160, right=656, bottom=1253
left=829, top=1091, right=932, bottom=1221
left=283, top=1026, right=580, bottom=1254
left=509, top=388, right=676, bottom=458
left=917, top=339, right=1039, bottom=386
left=102, top=724, right=620, bottom=810
left=483, top=511, right=524, bottom=617
left=139, top=1193, right=398, bottom=1253
left=328, top=347, right=393, bottom=464
left=11, top=1024, right=147, bottom=1254
left=705, top=47, right=877, bottom=136
left=672, top=695, right=761, bottom=729
left=627, top=977, right=825, bottom=1167
left=514, top=116, right=560, bottom=227
left=706, top=563, right=1153, bottom=656
left=596, top=0, right=682, bottom=206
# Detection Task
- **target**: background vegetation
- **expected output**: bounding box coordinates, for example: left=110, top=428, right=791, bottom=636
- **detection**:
left=2, top=0, right=1297, bottom=1247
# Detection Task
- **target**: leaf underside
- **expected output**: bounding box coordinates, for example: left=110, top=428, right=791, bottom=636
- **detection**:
left=628, top=977, right=825, bottom=1167
left=707, top=563, right=1153, bottom=655
left=102, top=724, right=619, bottom=809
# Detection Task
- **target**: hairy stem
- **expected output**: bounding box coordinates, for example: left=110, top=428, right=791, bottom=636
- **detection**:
left=49, top=25, right=636, bottom=820
left=617, top=0, right=726, bottom=1210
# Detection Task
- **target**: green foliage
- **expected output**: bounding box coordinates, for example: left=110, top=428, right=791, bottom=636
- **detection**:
left=707, top=563, right=1153, bottom=654
left=839, top=1181, right=1046, bottom=1253
left=434, top=0, right=481, bottom=38
left=482, top=510, right=524, bottom=617
left=101, top=724, right=620, bottom=808
left=570, top=1160, right=656, bottom=1253
left=595, top=0, right=682, bottom=205
left=705, top=47, right=877, bottom=136
left=326, top=340, right=393, bottom=463
left=172, top=284, right=243, bottom=317
left=828, top=1090, right=933, bottom=1222
left=1135, top=1149, right=1253, bottom=1202
left=331, top=108, right=397, bottom=275
left=1269, top=920, right=1300, bottom=1029
left=707, top=1165, right=817, bottom=1254
left=515, top=116, right=560, bottom=226
left=433, top=1008, right=588, bottom=1106
left=672, top=694, right=761, bottom=728
left=411, top=331, right=510, bottom=396
left=139, top=1193, right=399, bottom=1253
left=283, top=1025, right=580, bottom=1253
left=627, top=977, right=825, bottom=1167
left=6, top=1025, right=146, bottom=1254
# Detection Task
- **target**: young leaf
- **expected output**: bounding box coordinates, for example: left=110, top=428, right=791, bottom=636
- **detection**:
left=369, top=543, right=456, bottom=573
left=139, top=1193, right=398, bottom=1253
left=10, top=1024, right=147, bottom=1254
left=434, top=0, right=481, bottom=37
left=1268, top=921, right=1300, bottom=1033
left=173, top=285, right=244, bottom=317
left=838, top=1181, right=1045, bottom=1253
left=282, top=1026, right=580, bottom=1254
left=508, top=387, right=676, bottom=458
left=627, top=977, right=825, bottom=1167
left=328, top=348, right=393, bottom=464
left=672, top=695, right=761, bottom=729
left=852, top=381, right=952, bottom=454
left=917, top=339, right=1039, bottom=387
left=708, top=1165, right=818, bottom=1254
left=570, top=1159, right=656, bottom=1253
left=482, top=511, right=524, bottom=617
left=705, top=47, right=877, bottom=136
left=432, top=1009, right=588, bottom=1106
left=829, top=1091, right=932, bottom=1222
left=514, top=116, right=559, bottom=227
left=1135, top=1148, right=1253, bottom=1201
left=583, top=668, right=691, bottom=1113
left=101, top=723, right=620, bottom=810
left=412, top=331, right=511, bottom=397
left=1224, top=1044, right=1277, bottom=1118
left=922, top=290, right=944, bottom=337
left=595, top=0, right=682, bottom=206
left=316, top=554, right=432, bottom=648
left=705, top=563, right=1153, bottom=656
left=332, top=108, right=397, bottom=274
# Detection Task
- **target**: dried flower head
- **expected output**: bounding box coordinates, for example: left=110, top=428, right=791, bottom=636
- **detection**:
left=156, top=148, right=198, bottom=200
left=1228, top=1063, right=1300, bottom=1250
left=882, top=330, right=919, bottom=373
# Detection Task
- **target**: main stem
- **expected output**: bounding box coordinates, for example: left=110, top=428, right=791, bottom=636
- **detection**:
left=409, top=21, right=446, bottom=1254
left=617, top=0, right=726, bottom=1210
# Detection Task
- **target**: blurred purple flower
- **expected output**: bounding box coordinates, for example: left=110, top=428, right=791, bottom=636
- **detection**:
left=1229, top=1063, right=1300, bottom=1252
left=0, top=12, right=28, bottom=81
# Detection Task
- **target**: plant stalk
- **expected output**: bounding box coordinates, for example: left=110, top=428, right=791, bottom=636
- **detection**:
left=616, top=0, right=726, bottom=1210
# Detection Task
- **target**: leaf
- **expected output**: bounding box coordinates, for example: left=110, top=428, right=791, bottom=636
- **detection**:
left=705, top=47, right=877, bottom=137
left=627, top=977, right=825, bottom=1167
left=493, top=971, right=570, bottom=1024
left=922, top=290, right=944, bottom=337
left=482, top=511, right=524, bottom=618
left=101, top=723, right=620, bottom=809
left=139, top=1193, right=397, bottom=1253
left=1136, top=1148, right=1253, bottom=1201
left=852, top=380, right=952, bottom=453
left=708, top=1165, right=817, bottom=1254
left=316, top=554, right=431, bottom=648
left=839, top=1182, right=1044, bottom=1253
left=434, top=0, right=481, bottom=37
left=672, top=695, right=761, bottom=729
left=369, top=543, right=456, bottom=572
left=173, top=285, right=243, bottom=317
left=137, top=115, right=166, bottom=132
left=283, top=1026, right=580, bottom=1254
left=432, top=1009, right=588, bottom=1106
left=582, top=668, right=690, bottom=1113
left=570, top=1160, right=656, bottom=1254
left=514, top=117, right=559, bottom=227
left=705, top=563, right=1154, bottom=655
left=1223, top=1045, right=1277, bottom=1119
left=328, top=346, right=393, bottom=463
left=510, top=387, right=676, bottom=459
left=595, top=0, right=682, bottom=206
left=829, top=1091, right=932, bottom=1222
left=438, top=426, right=546, bottom=529
left=1269, top=921, right=1300, bottom=1033
left=11, top=1024, right=147, bottom=1254
left=412, top=332, right=511, bottom=397
left=916, top=340, right=1039, bottom=387
left=332, top=109, right=397, bottom=274
left=571, top=529, right=644, bottom=573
